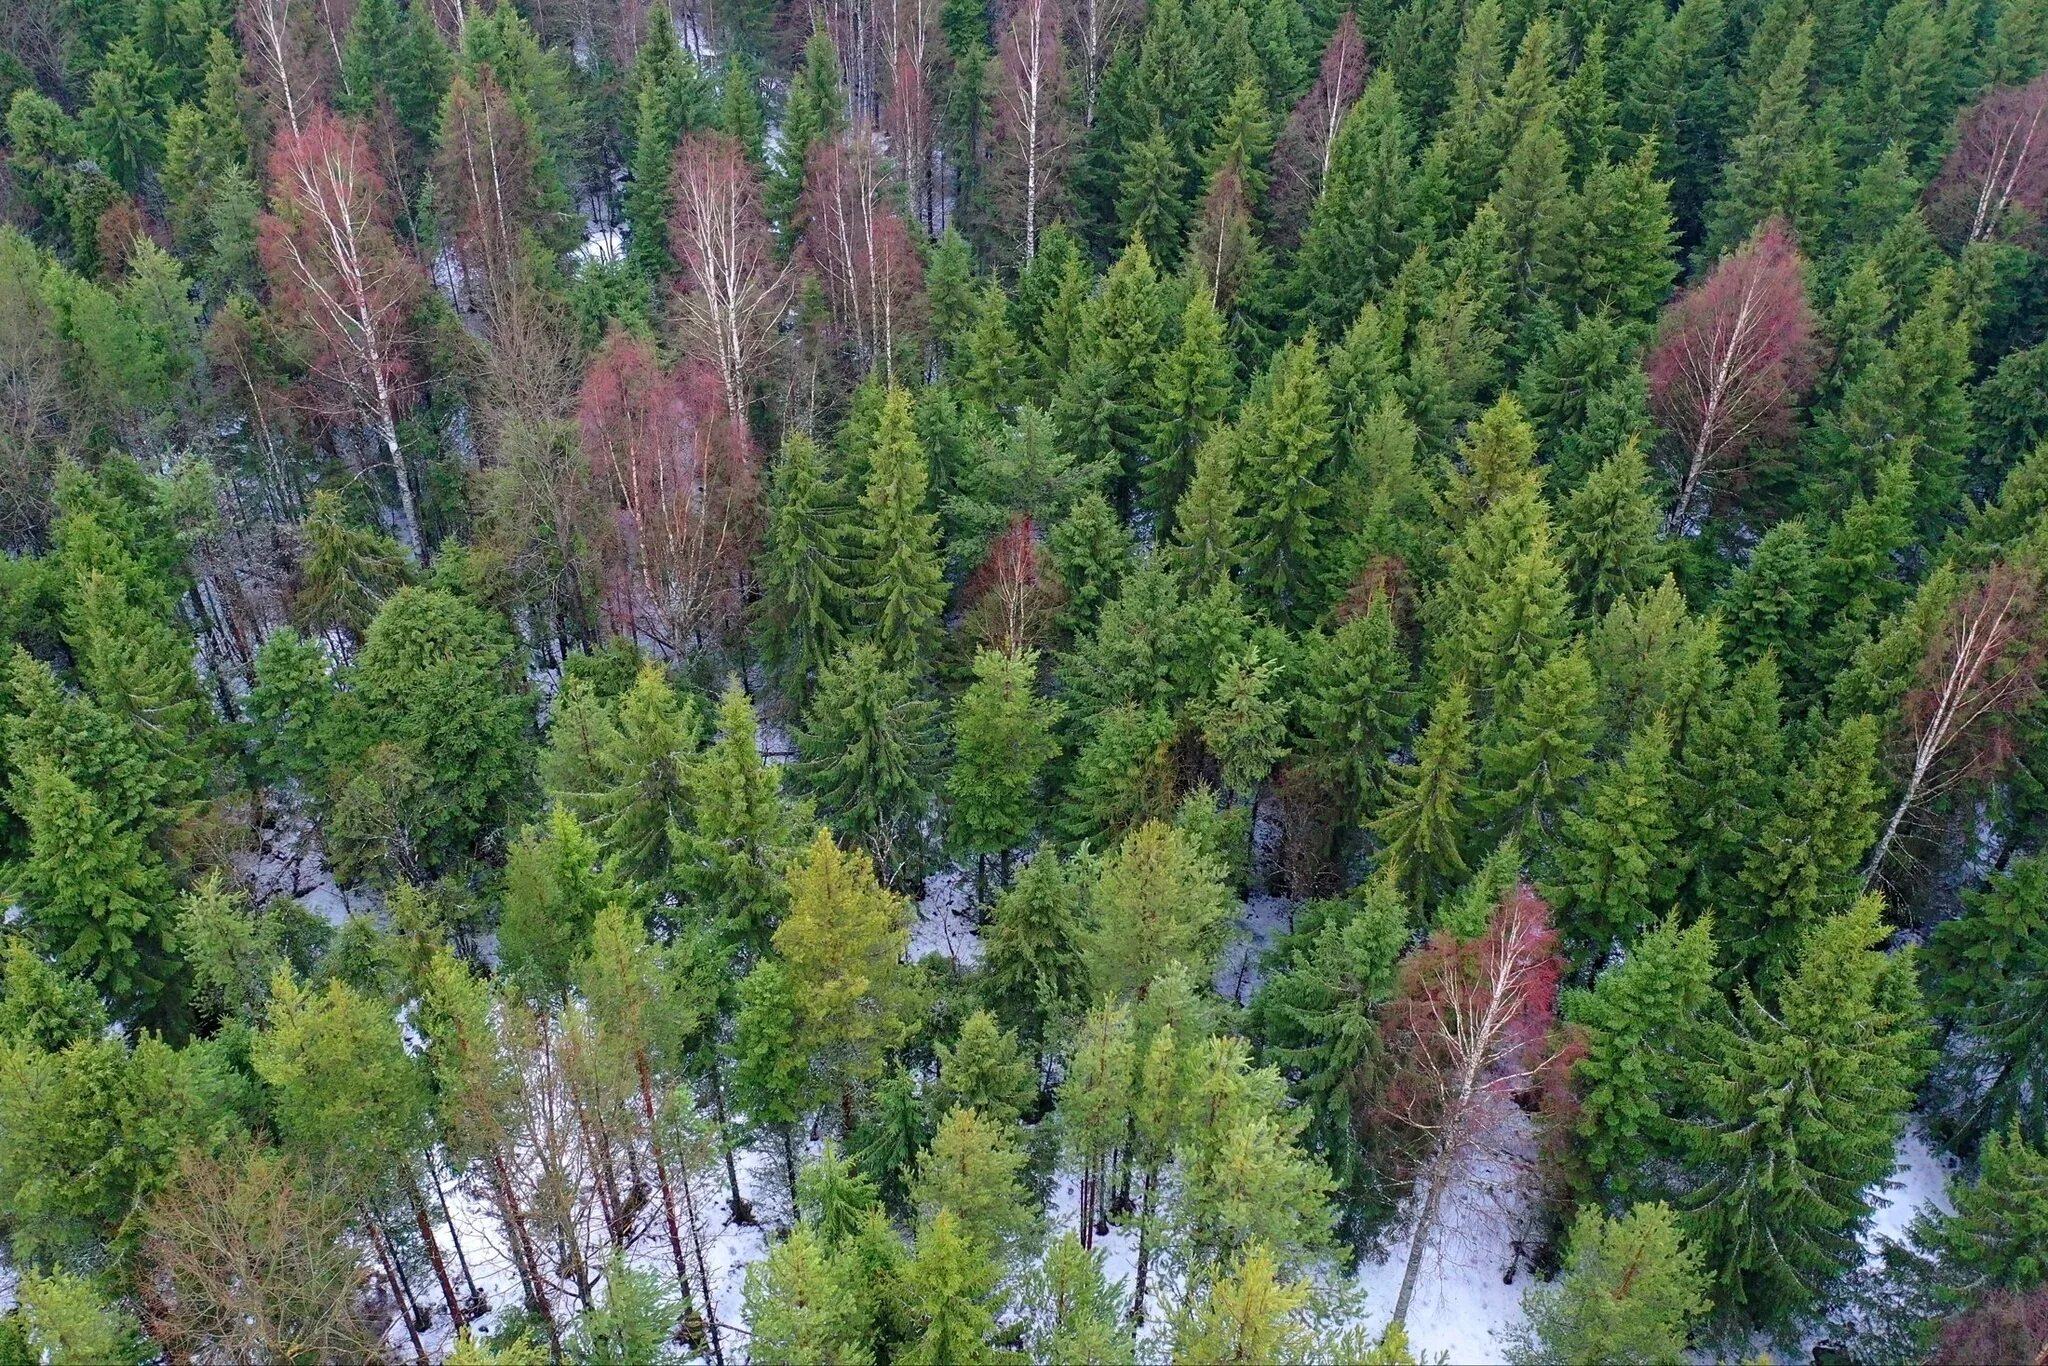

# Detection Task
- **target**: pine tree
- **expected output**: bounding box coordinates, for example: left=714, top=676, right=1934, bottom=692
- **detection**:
left=1167, top=1243, right=1322, bottom=1363
left=911, top=1105, right=1037, bottom=1252
left=901, top=1208, right=1003, bottom=1365
left=856, top=387, right=950, bottom=672
left=1236, top=334, right=1337, bottom=625
left=1019, top=1234, right=1134, bottom=1361
left=1543, top=716, right=1679, bottom=972
left=1567, top=913, right=1719, bottom=1200
left=1510, top=1203, right=1709, bottom=1364
left=1145, top=288, right=1235, bottom=519
left=797, top=644, right=941, bottom=882
left=1371, top=680, right=1477, bottom=907
left=772, top=831, right=915, bottom=1129
left=947, top=647, right=1062, bottom=890
left=1683, top=895, right=1927, bottom=1327
left=757, top=431, right=855, bottom=701
left=1060, top=1002, right=1136, bottom=1249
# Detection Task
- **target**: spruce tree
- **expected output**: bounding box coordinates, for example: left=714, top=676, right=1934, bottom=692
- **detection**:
left=1683, top=895, right=1927, bottom=1328
left=1199, top=642, right=1290, bottom=818
left=742, top=1226, right=867, bottom=1361
left=1929, top=1122, right=2048, bottom=1291
left=947, top=647, right=1062, bottom=893
left=1704, top=20, right=1837, bottom=256
left=1474, top=646, right=1601, bottom=843
left=1145, top=288, right=1236, bottom=519
left=1236, top=333, right=1338, bottom=625
left=857, top=387, right=949, bottom=672
left=1567, top=913, right=1720, bottom=1201
left=1292, top=71, right=1415, bottom=335
left=757, top=431, right=855, bottom=701
left=933, top=1010, right=1038, bottom=1126
left=1371, top=680, right=1477, bottom=907
left=1672, top=658, right=1786, bottom=914
left=1543, top=716, right=1680, bottom=973
left=498, top=805, right=627, bottom=997
left=797, top=644, right=941, bottom=882
left=1168, top=428, right=1247, bottom=594
left=770, top=29, right=844, bottom=228
left=1019, top=1234, right=1134, bottom=1361
left=1559, top=439, right=1668, bottom=617
left=982, top=851, right=1091, bottom=1048
left=1293, top=597, right=1415, bottom=822
left=672, top=677, right=804, bottom=956
left=1926, top=852, right=2048, bottom=1147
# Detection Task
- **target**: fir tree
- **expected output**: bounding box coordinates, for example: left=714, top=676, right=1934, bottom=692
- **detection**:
left=797, top=644, right=941, bottom=882
left=1145, top=288, right=1236, bottom=519
left=757, top=431, right=855, bottom=701
left=982, top=851, right=1092, bottom=1048
left=1926, top=852, right=2048, bottom=1148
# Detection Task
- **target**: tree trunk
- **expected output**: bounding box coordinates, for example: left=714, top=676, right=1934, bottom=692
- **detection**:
left=430, top=1161, right=486, bottom=1314
left=406, top=1178, right=466, bottom=1332
left=489, top=1148, right=561, bottom=1356
left=365, top=1211, right=430, bottom=1366
left=1390, top=1159, right=1454, bottom=1328
left=1131, top=1164, right=1157, bottom=1322
left=636, top=1053, right=710, bottom=1354
left=703, top=1055, right=755, bottom=1224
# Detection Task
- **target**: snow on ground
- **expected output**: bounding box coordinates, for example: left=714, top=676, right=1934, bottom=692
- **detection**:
left=0, top=1256, right=15, bottom=1313
left=911, top=863, right=985, bottom=968
left=1214, top=892, right=1293, bottom=1006
left=1352, top=1116, right=1540, bottom=1364
left=1863, top=1121, right=1957, bottom=1251
left=573, top=227, right=624, bottom=269
left=234, top=815, right=365, bottom=926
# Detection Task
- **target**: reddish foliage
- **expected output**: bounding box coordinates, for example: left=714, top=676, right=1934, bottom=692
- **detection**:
left=963, top=514, right=1057, bottom=652
left=883, top=46, right=937, bottom=232
left=1931, top=1285, right=2048, bottom=1364
left=1335, top=553, right=1414, bottom=630
left=800, top=130, right=926, bottom=381
left=1271, top=12, right=1367, bottom=245
left=1188, top=163, right=1259, bottom=310
left=992, top=0, right=1069, bottom=262
left=238, top=0, right=331, bottom=137
left=259, top=112, right=425, bottom=546
left=1927, top=73, right=2048, bottom=246
left=1871, top=560, right=2048, bottom=880
left=435, top=68, right=550, bottom=316
left=577, top=332, right=759, bottom=651
left=1643, top=217, right=1821, bottom=532
left=95, top=198, right=153, bottom=275
left=668, top=132, right=790, bottom=419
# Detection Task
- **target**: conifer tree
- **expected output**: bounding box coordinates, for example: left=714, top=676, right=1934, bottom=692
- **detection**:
left=1729, top=715, right=1882, bottom=983
left=772, top=832, right=915, bottom=1132
left=855, top=388, right=949, bottom=672
left=1145, top=289, right=1236, bottom=518
left=1018, top=1233, right=1134, bottom=1360
left=1926, top=852, right=2048, bottom=1147
left=1085, top=819, right=1236, bottom=999
left=1236, top=333, right=1338, bottom=625
left=933, top=1010, right=1038, bottom=1126
left=1510, top=1203, right=1709, bottom=1364
left=1048, top=492, right=1136, bottom=638
left=1292, top=71, right=1415, bottom=334
left=733, top=960, right=820, bottom=1196
left=1061, top=1001, right=1135, bottom=1249
left=757, top=431, right=855, bottom=701
left=1167, top=1243, right=1323, bottom=1363
left=911, top=1105, right=1037, bottom=1252
left=797, top=643, right=941, bottom=881
left=1199, top=642, right=1290, bottom=826
left=1929, top=1122, right=2048, bottom=1291
left=586, top=663, right=702, bottom=888
left=1474, top=647, right=1601, bottom=843
left=742, top=1226, right=867, bottom=1361
left=1293, top=598, right=1415, bottom=823
left=947, top=647, right=1063, bottom=895
left=771, top=29, right=844, bottom=227
left=1543, top=716, right=1679, bottom=972
left=672, top=677, right=804, bottom=956
left=1568, top=913, right=1720, bottom=1200
left=1371, top=680, right=1477, bottom=906
left=1559, top=439, right=1668, bottom=617
left=901, top=1208, right=1003, bottom=1365
left=1683, top=895, right=1926, bottom=1327
left=1673, top=658, right=1786, bottom=912
left=982, top=851, right=1092, bottom=1048
left=1117, top=123, right=1192, bottom=265
left=960, top=284, right=1027, bottom=411
left=498, top=805, right=627, bottom=997
left=1168, top=429, right=1248, bottom=594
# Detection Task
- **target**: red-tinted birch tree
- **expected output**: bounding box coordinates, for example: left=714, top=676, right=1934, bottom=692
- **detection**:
left=1271, top=11, right=1366, bottom=245
left=260, top=112, right=427, bottom=554
left=801, top=129, right=926, bottom=382
left=1379, top=884, right=1568, bottom=1328
left=240, top=0, right=329, bottom=137
left=1064, top=0, right=1139, bottom=129
left=668, top=131, right=790, bottom=420
left=1927, top=73, right=2048, bottom=246
left=1643, top=217, right=1820, bottom=533
left=991, top=0, right=1068, bottom=263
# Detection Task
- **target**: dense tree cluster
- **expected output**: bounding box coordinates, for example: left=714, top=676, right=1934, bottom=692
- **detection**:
left=2, top=0, right=2048, bottom=1358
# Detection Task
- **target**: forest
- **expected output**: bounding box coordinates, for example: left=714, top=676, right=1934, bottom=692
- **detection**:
left=1, top=0, right=2048, bottom=1357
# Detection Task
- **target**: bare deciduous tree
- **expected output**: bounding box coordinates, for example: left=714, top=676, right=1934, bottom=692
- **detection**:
left=1928, top=73, right=2048, bottom=246
left=669, top=132, right=790, bottom=420
left=992, top=0, right=1069, bottom=263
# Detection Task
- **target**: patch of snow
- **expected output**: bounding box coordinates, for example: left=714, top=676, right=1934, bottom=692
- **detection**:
left=1214, top=892, right=1294, bottom=1005
left=1862, top=1121, right=1958, bottom=1253
left=573, top=227, right=625, bottom=269
left=910, top=864, right=984, bottom=968
left=0, top=1256, right=16, bottom=1313
left=753, top=719, right=795, bottom=765
left=1350, top=1113, right=1540, bottom=1365
left=233, top=816, right=365, bottom=927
